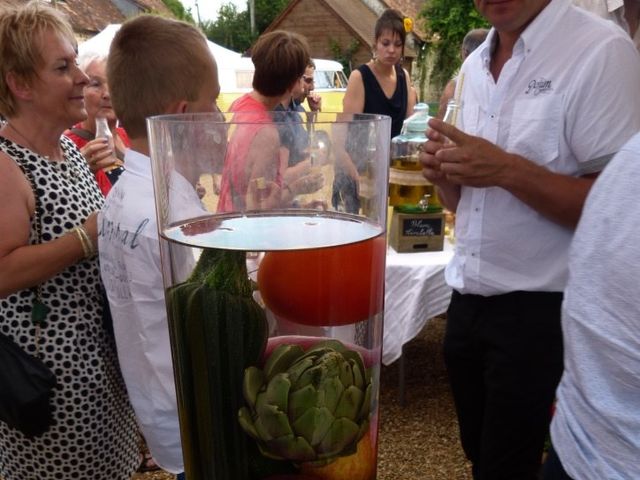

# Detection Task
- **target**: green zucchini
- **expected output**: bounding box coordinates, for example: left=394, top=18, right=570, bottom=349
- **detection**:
left=167, top=248, right=270, bottom=479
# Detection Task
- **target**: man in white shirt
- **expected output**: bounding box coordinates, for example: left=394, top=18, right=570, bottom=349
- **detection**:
left=98, top=15, right=222, bottom=479
left=420, top=0, right=640, bottom=478
left=572, top=0, right=640, bottom=50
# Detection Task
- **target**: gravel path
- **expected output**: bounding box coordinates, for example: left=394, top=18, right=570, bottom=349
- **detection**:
left=135, top=316, right=471, bottom=480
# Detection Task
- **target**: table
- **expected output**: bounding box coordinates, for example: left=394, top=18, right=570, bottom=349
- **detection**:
left=383, top=239, right=454, bottom=365
left=384, top=240, right=454, bottom=404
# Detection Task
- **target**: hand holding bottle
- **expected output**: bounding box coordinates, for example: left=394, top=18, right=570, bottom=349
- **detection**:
left=94, top=117, right=123, bottom=172
left=81, top=137, right=116, bottom=173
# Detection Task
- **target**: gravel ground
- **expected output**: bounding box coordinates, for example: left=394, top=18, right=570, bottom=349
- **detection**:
left=376, top=316, right=472, bottom=480
left=135, top=316, right=471, bottom=480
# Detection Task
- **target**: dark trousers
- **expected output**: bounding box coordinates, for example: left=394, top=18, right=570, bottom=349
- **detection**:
left=444, top=290, right=564, bottom=480
left=542, top=446, right=574, bottom=480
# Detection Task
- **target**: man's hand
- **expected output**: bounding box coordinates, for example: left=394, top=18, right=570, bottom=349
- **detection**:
left=307, top=93, right=322, bottom=112
left=424, top=118, right=516, bottom=188
left=419, top=121, right=452, bottom=186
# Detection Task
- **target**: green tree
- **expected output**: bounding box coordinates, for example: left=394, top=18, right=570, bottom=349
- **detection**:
left=419, top=0, right=488, bottom=88
left=253, top=0, right=289, bottom=32
left=329, top=38, right=360, bottom=76
left=200, top=0, right=289, bottom=53
left=161, top=0, right=195, bottom=23
left=202, top=4, right=254, bottom=53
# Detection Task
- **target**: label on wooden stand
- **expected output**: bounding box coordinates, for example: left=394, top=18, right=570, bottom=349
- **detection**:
left=389, top=205, right=445, bottom=253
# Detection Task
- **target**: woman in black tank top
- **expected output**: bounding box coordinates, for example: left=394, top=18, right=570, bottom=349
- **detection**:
left=333, top=8, right=416, bottom=213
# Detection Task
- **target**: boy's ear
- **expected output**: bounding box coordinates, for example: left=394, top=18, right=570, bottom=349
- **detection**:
left=6, top=72, right=33, bottom=101
left=164, top=99, right=189, bottom=115
left=176, top=100, right=190, bottom=114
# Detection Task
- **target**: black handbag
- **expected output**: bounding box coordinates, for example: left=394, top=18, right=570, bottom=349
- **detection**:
left=0, top=151, right=57, bottom=437
left=0, top=332, right=56, bottom=437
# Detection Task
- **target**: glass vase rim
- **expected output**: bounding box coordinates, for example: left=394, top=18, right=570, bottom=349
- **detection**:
left=147, top=111, right=391, bottom=125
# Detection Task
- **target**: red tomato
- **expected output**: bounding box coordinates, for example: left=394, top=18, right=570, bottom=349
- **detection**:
left=257, top=235, right=386, bottom=326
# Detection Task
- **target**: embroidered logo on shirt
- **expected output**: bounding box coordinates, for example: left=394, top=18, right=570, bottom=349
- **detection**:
left=525, top=78, right=553, bottom=96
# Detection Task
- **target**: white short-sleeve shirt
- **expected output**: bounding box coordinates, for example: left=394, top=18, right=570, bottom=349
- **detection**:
left=446, top=0, right=640, bottom=296
left=551, top=132, right=640, bottom=479
left=98, top=150, right=206, bottom=473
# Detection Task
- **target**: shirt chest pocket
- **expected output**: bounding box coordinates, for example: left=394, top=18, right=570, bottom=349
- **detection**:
left=506, top=95, right=562, bottom=166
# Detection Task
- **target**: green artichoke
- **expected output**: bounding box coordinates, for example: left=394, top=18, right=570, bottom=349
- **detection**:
left=238, top=339, right=373, bottom=466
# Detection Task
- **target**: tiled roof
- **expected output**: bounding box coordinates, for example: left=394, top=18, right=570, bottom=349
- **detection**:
left=323, top=0, right=380, bottom=46
left=1, top=0, right=172, bottom=37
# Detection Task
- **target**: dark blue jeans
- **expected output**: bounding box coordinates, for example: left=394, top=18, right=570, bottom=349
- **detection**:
left=176, top=473, right=185, bottom=480
left=444, top=290, right=564, bottom=480
left=542, top=446, right=574, bottom=480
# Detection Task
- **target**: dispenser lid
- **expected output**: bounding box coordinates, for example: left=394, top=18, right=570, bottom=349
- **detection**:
left=402, top=103, right=431, bottom=134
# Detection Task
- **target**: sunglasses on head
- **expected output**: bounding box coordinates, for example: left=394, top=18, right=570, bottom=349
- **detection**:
left=302, top=75, right=314, bottom=84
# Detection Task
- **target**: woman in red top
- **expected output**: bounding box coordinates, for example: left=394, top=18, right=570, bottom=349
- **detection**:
left=64, top=54, right=130, bottom=196
left=218, top=31, right=323, bottom=212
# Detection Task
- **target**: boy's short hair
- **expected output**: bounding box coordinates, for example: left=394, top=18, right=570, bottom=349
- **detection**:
left=251, top=30, right=310, bottom=97
left=0, top=1, right=76, bottom=118
left=107, top=15, right=214, bottom=138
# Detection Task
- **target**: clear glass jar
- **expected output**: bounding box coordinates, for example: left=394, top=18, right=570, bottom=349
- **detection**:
left=148, top=112, right=390, bottom=480
left=389, top=103, right=439, bottom=207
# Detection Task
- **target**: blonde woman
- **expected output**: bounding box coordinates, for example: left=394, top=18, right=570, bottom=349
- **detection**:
left=0, top=3, right=138, bottom=478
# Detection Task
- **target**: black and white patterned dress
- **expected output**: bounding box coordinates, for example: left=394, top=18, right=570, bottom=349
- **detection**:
left=0, top=136, right=139, bottom=480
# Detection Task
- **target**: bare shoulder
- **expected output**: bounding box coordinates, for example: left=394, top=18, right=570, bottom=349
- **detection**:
left=344, top=68, right=366, bottom=114
left=249, top=125, right=280, bottom=161
left=0, top=151, right=32, bottom=206
left=0, top=151, right=34, bottom=256
left=348, top=68, right=364, bottom=82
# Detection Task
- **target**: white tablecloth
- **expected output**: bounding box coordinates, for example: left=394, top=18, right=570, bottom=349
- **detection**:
left=383, top=240, right=454, bottom=365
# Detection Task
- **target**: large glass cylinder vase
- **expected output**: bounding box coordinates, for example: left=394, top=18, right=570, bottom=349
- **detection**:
left=148, top=111, right=391, bottom=480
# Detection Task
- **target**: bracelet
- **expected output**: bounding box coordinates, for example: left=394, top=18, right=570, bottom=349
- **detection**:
left=72, top=226, right=96, bottom=259
left=78, top=225, right=96, bottom=258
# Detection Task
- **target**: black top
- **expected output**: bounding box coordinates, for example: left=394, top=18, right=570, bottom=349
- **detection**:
left=273, top=100, right=309, bottom=167
left=358, top=63, right=408, bottom=138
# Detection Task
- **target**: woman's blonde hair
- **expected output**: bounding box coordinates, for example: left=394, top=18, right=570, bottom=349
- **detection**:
left=0, top=1, right=76, bottom=118
left=107, top=15, right=214, bottom=138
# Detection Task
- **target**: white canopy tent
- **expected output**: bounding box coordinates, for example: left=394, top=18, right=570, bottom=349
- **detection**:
left=78, top=24, right=241, bottom=67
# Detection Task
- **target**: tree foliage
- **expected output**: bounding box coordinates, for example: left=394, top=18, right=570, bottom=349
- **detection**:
left=329, top=38, right=360, bottom=76
left=253, top=0, right=289, bottom=33
left=419, top=0, right=489, bottom=87
left=201, top=4, right=253, bottom=53
left=200, top=0, right=289, bottom=54
left=161, top=0, right=195, bottom=23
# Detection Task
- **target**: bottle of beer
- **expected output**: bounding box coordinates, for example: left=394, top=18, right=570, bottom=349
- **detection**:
left=95, top=117, right=124, bottom=183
